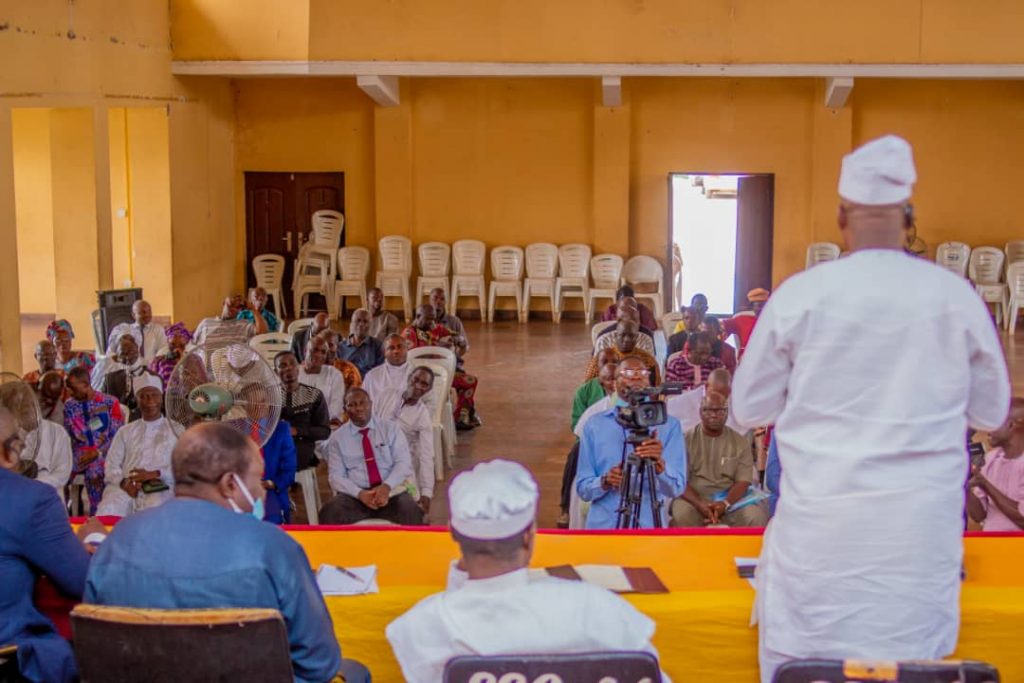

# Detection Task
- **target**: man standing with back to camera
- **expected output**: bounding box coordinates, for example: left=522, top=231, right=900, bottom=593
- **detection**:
left=732, top=135, right=1010, bottom=681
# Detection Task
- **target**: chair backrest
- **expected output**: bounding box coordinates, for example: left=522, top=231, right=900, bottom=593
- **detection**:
left=590, top=254, right=624, bottom=289
left=379, top=235, right=413, bottom=274
left=418, top=242, right=452, bottom=278
left=661, top=311, right=684, bottom=338
left=407, top=345, right=457, bottom=383
left=337, top=246, right=371, bottom=281
left=936, top=241, right=971, bottom=277
left=287, top=317, right=315, bottom=336
left=295, top=243, right=332, bottom=278
left=252, top=254, right=286, bottom=289
left=452, top=240, right=486, bottom=276
left=621, top=255, right=664, bottom=286
left=71, top=604, right=294, bottom=683
left=1005, top=240, right=1024, bottom=266
left=558, top=244, right=592, bottom=279
left=1007, top=261, right=1024, bottom=296
left=590, top=321, right=615, bottom=346
left=490, top=246, right=524, bottom=282
left=525, top=242, right=559, bottom=279
left=443, top=651, right=662, bottom=683
left=805, top=242, right=841, bottom=269
left=968, top=246, right=1005, bottom=285
left=310, top=209, right=344, bottom=248
left=249, top=332, right=293, bottom=365
left=772, top=658, right=999, bottom=683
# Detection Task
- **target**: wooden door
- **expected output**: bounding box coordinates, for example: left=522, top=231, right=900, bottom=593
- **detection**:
left=244, top=172, right=345, bottom=316
left=733, top=174, right=774, bottom=312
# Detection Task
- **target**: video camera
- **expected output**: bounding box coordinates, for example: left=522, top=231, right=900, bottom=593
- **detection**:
left=614, top=382, right=685, bottom=445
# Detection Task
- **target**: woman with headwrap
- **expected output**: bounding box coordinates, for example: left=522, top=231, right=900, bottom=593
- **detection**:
left=47, top=319, right=96, bottom=374
left=148, top=323, right=192, bottom=387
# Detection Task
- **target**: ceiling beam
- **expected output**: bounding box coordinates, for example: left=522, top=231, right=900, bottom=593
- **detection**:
left=824, top=77, right=855, bottom=108
left=601, top=76, right=622, bottom=107
left=356, top=75, right=400, bottom=107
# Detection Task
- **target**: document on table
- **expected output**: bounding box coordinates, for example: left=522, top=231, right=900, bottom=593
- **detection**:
left=537, top=564, right=669, bottom=594
left=734, top=557, right=758, bottom=589
left=316, top=564, right=379, bottom=596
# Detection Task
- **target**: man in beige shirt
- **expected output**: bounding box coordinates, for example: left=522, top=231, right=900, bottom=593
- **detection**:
left=670, top=392, right=766, bottom=527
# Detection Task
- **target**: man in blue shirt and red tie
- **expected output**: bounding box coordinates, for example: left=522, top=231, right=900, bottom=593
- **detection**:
left=319, top=387, right=424, bottom=525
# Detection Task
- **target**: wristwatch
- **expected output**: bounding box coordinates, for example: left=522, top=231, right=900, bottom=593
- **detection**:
left=721, top=500, right=732, bottom=512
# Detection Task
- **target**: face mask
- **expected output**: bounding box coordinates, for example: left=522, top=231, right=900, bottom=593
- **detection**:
left=229, top=473, right=265, bottom=521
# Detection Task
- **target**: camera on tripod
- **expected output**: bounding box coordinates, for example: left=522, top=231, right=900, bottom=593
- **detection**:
left=614, top=382, right=685, bottom=444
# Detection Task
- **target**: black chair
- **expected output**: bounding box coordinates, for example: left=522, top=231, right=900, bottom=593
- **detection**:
left=443, top=651, right=662, bottom=683
left=71, top=604, right=294, bottom=683
left=774, top=659, right=999, bottom=683
left=0, top=645, right=19, bottom=683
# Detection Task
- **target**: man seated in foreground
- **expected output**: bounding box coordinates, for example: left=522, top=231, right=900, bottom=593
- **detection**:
left=594, top=297, right=655, bottom=356
left=583, top=320, right=660, bottom=385
left=670, top=392, right=765, bottom=527
left=319, top=388, right=423, bottom=525
left=84, top=423, right=369, bottom=683
left=386, top=459, right=667, bottom=683
left=968, top=397, right=1024, bottom=531
left=373, top=367, right=436, bottom=517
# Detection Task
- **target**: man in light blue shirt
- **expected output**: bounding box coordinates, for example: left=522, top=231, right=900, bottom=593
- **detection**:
left=84, top=423, right=369, bottom=683
left=576, top=357, right=687, bottom=529
left=319, top=388, right=423, bottom=525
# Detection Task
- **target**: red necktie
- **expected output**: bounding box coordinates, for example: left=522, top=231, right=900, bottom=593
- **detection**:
left=359, top=428, right=383, bottom=487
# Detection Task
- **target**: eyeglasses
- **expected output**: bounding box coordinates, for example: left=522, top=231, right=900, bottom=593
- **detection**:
left=616, top=369, right=648, bottom=379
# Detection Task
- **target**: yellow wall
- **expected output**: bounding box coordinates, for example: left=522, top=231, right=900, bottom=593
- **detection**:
left=11, top=109, right=57, bottom=314
left=171, top=0, right=310, bottom=60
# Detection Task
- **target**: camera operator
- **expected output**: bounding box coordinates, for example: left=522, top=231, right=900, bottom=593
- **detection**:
left=575, top=357, right=686, bottom=529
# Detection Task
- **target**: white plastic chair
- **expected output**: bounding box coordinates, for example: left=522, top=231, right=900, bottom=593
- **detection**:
left=586, top=254, right=624, bottom=323
left=407, top=346, right=457, bottom=461
left=409, top=360, right=450, bottom=481
left=329, top=246, right=370, bottom=316
left=805, top=242, right=841, bottom=269
left=523, top=243, right=559, bottom=322
left=416, top=242, right=452, bottom=303
left=306, top=210, right=345, bottom=283
left=251, top=254, right=287, bottom=319
left=375, top=235, right=413, bottom=322
left=591, top=321, right=615, bottom=347
left=621, top=255, right=665, bottom=320
left=555, top=244, right=592, bottom=324
left=292, top=244, right=332, bottom=317
left=1006, top=241, right=1024, bottom=271
left=487, top=246, right=524, bottom=323
left=1006, top=262, right=1024, bottom=331
left=672, top=244, right=683, bottom=313
left=661, top=311, right=684, bottom=339
left=249, top=332, right=293, bottom=365
left=936, top=241, right=971, bottom=278
left=450, top=240, right=487, bottom=319
left=969, top=247, right=1008, bottom=326
left=294, top=467, right=322, bottom=525
left=287, top=317, right=315, bottom=336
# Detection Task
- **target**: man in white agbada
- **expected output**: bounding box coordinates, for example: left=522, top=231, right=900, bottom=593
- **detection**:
left=22, top=420, right=73, bottom=503
left=732, top=135, right=1010, bottom=682
left=385, top=459, right=667, bottom=683
left=362, top=334, right=412, bottom=403
left=96, top=375, right=178, bottom=517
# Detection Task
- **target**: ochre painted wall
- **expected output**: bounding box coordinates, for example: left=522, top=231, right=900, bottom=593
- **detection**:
left=11, top=109, right=57, bottom=314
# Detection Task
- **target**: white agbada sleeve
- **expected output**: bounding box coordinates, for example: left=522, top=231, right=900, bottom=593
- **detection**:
left=33, top=422, right=72, bottom=501
left=731, top=302, right=791, bottom=430
left=413, top=407, right=436, bottom=498
left=97, top=426, right=134, bottom=517
left=963, top=303, right=1011, bottom=430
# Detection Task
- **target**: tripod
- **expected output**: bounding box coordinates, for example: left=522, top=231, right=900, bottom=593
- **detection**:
left=615, top=449, right=664, bottom=530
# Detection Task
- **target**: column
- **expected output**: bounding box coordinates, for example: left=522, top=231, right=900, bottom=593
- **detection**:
left=0, top=105, right=24, bottom=373
left=373, top=96, right=414, bottom=242
left=592, top=102, right=631, bottom=256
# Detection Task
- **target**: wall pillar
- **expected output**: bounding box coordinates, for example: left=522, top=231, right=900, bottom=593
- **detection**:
left=0, top=105, right=24, bottom=373
left=808, top=81, right=854, bottom=247
left=93, top=104, right=114, bottom=290
left=373, top=94, right=414, bottom=242
left=592, top=102, right=631, bottom=257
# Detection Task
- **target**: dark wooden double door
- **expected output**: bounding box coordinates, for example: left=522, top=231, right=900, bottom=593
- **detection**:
left=244, top=171, right=345, bottom=316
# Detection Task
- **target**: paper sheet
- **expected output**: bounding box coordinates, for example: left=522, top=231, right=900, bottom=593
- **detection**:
left=316, top=564, right=379, bottom=596
left=574, top=564, right=634, bottom=593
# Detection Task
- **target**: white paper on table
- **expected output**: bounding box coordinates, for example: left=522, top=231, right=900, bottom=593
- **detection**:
left=734, top=557, right=758, bottom=589
left=316, top=564, right=379, bottom=596
left=574, top=565, right=633, bottom=593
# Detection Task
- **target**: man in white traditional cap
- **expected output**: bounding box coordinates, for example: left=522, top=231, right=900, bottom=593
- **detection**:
left=732, top=135, right=1010, bottom=681
left=385, top=459, right=667, bottom=683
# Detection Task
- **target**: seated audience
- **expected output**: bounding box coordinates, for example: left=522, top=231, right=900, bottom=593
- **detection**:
left=968, top=398, right=1024, bottom=531
left=192, top=294, right=261, bottom=349
left=667, top=367, right=745, bottom=435
left=22, top=340, right=64, bottom=394
left=22, top=416, right=73, bottom=503
left=572, top=362, right=620, bottom=438
left=576, top=357, right=686, bottom=529
left=600, top=285, right=657, bottom=330
left=92, top=334, right=153, bottom=420
left=105, top=300, right=166, bottom=364
left=48, top=319, right=95, bottom=373
left=373, top=367, right=436, bottom=516
left=368, top=286, right=401, bottom=341
left=667, top=304, right=704, bottom=356
left=319, top=388, right=423, bottom=525
left=386, top=459, right=665, bottom=683
left=0, top=406, right=95, bottom=683
left=256, top=415, right=297, bottom=525
left=721, top=287, right=769, bottom=358
left=702, top=315, right=737, bottom=373
left=583, top=320, right=661, bottom=385
left=291, top=311, right=330, bottom=362
left=572, top=348, right=620, bottom=432
left=64, top=366, right=125, bottom=515
left=666, top=331, right=724, bottom=389
left=84, top=423, right=368, bottom=683
left=363, top=333, right=412, bottom=401
left=594, top=298, right=655, bottom=356
left=237, top=286, right=279, bottom=332
left=96, top=376, right=177, bottom=517
left=276, top=351, right=331, bottom=471
left=316, top=328, right=363, bottom=391
left=670, top=392, right=766, bottom=527
left=148, top=322, right=191, bottom=386
left=340, top=308, right=385, bottom=377
left=671, top=293, right=709, bottom=335
left=299, top=336, right=346, bottom=427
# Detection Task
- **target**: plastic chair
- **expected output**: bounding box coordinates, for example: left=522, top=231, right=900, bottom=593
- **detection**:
left=591, top=321, right=615, bottom=347
left=416, top=242, right=452, bottom=303
left=523, top=242, right=560, bottom=322
left=621, top=255, right=665, bottom=320
left=1005, top=261, right=1024, bottom=331
left=936, top=241, right=971, bottom=278
left=672, top=243, right=683, bottom=312
left=329, top=246, right=370, bottom=317
left=555, top=244, right=592, bottom=323
left=1005, top=240, right=1024, bottom=270
left=294, top=467, right=321, bottom=525
left=409, top=360, right=451, bottom=481
left=251, top=254, right=287, bottom=318
left=450, top=240, right=487, bottom=319
left=586, top=254, right=624, bottom=323
left=248, top=332, right=293, bottom=365
left=292, top=243, right=332, bottom=317
left=375, top=235, right=414, bottom=322
left=286, top=317, right=315, bottom=336
left=969, top=246, right=1008, bottom=326
left=805, top=242, right=841, bottom=269
left=306, top=210, right=345, bottom=283
left=407, top=346, right=457, bottom=461
left=772, top=658, right=998, bottom=683
left=487, top=246, right=524, bottom=323
left=661, top=311, right=684, bottom=339
left=444, top=652, right=662, bottom=683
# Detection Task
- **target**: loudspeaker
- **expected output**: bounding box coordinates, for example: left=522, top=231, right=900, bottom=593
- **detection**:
left=97, top=288, right=142, bottom=349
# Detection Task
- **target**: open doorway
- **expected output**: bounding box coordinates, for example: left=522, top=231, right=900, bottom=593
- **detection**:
left=669, top=173, right=774, bottom=315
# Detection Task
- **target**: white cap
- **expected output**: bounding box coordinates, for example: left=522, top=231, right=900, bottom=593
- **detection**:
left=449, top=459, right=539, bottom=540
left=838, top=135, right=917, bottom=206
left=133, top=373, right=163, bottom=396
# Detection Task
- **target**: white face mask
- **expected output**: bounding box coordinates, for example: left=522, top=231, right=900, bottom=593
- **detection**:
left=228, top=473, right=264, bottom=521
